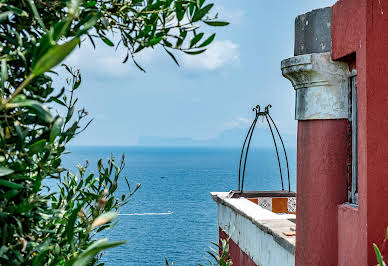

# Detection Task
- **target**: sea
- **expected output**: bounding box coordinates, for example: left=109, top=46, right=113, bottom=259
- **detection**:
left=59, top=146, right=297, bottom=266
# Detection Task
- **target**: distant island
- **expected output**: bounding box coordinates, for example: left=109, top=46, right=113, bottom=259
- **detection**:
left=137, top=127, right=296, bottom=148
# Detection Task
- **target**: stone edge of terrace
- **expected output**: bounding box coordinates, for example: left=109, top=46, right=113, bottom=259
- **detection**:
left=210, top=191, right=296, bottom=254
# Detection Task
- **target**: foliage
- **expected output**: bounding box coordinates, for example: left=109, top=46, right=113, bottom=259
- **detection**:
left=374, top=227, right=388, bottom=266
left=201, top=238, right=233, bottom=266
left=0, top=0, right=227, bottom=264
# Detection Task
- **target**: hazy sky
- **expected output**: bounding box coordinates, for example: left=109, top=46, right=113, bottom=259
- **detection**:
left=61, top=0, right=337, bottom=146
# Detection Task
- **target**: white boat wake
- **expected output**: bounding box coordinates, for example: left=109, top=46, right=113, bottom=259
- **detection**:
left=118, top=211, right=173, bottom=216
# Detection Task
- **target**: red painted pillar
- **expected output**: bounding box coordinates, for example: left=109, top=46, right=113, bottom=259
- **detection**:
left=296, top=120, right=348, bottom=265
left=282, top=8, right=351, bottom=263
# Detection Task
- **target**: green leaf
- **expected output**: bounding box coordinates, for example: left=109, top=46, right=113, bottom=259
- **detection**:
left=1, top=59, right=8, bottom=91
left=175, top=3, right=185, bottom=22
left=190, top=33, right=204, bottom=48
left=6, top=5, right=28, bottom=17
left=373, top=243, right=384, bottom=266
left=4, top=189, right=20, bottom=199
left=7, top=98, right=54, bottom=123
left=198, top=33, right=215, bottom=48
left=73, top=239, right=125, bottom=266
left=175, top=31, right=187, bottom=48
left=148, top=36, right=163, bottom=46
left=0, top=167, right=14, bottom=177
left=66, top=205, right=83, bottom=246
left=52, top=18, right=71, bottom=42
left=0, top=179, right=23, bottom=189
left=32, top=37, right=80, bottom=77
left=75, top=13, right=100, bottom=37
left=192, top=3, right=214, bottom=22
left=164, top=48, right=179, bottom=66
left=28, top=139, right=46, bottom=154
left=85, top=1, right=97, bottom=7
left=50, top=117, right=63, bottom=143
left=183, top=49, right=206, bottom=55
left=101, top=36, right=114, bottom=47
left=204, top=21, right=229, bottom=27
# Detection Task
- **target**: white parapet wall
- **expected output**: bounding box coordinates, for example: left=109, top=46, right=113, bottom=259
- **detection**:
left=211, top=192, right=296, bottom=266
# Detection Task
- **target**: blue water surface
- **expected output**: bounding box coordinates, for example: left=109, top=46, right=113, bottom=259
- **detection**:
left=59, top=146, right=296, bottom=266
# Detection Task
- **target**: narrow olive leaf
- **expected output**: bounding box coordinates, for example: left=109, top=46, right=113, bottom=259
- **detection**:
left=50, top=117, right=64, bottom=143
left=133, top=58, right=146, bottom=73
left=190, top=32, right=204, bottom=48
left=0, top=167, right=14, bottom=177
left=148, top=36, right=163, bottom=46
left=164, top=47, right=179, bottom=66
left=66, top=205, right=83, bottom=246
left=183, top=49, right=206, bottom=55
left=0, top=179, right=23, bottom=189
left=6, top=5, right=28, bottom=17
left=122, top=52, right=129, bottom=63
left=386, top=227, right=388, bottom=240
left=91, top=212, right=118, bottom=229
left=204, top=21, right=229, bottom=27
left=373, top=243, right=384, bottom=266
left=73, top=239, right=125, bottom=266
left=192, top=3, right=214, bottom=22
left=75, top=13, right=100, bottom=37
left=28, top=139, right=46, bottom=154
left=1, top=58, right=8, bottom=90
left=28, top=0, right=48, bottom=32
left=101, top=36, right=114, bottom=47
left=52, top=18, right=71, bottom=42
left=32, top=37, right=80, bottom=77
left=198, top=33, right=215, bottom=48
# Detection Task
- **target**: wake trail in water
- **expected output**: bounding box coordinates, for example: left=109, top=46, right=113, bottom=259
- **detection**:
left=118, top=211, right=173, bottom=216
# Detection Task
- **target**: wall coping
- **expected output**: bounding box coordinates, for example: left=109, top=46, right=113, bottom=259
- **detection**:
left=211, top=192, right=296, bottom=254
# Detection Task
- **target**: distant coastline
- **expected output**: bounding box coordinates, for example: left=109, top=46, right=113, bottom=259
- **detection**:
left=137, top=127, right=297, bottom=148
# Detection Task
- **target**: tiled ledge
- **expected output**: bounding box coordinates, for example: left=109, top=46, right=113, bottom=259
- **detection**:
left=211, top=192, right=296, bottom=258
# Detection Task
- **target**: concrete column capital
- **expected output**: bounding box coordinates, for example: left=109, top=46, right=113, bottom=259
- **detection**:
left=281, top=52, right=350, bottom=120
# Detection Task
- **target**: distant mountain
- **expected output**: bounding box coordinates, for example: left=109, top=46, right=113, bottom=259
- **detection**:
left=137, top=127, right=296, bottom=148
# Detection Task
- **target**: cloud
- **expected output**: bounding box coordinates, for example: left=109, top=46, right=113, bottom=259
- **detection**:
left=226, top=117, right=252, bottom=129
left=225, top=116, right=274, bottom=130
left=64, top=37, right=157, bottom=78
left=182, top=40, right=240, bottom=71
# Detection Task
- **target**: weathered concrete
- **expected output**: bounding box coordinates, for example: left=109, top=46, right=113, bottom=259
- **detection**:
left=295, top=7, right=332, bottom=56
left=281, top=52, right=350, bottom=120
left=211, top=192, right=295, bottom=266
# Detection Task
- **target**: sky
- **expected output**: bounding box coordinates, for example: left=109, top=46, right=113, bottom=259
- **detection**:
left=60, top=0, right=337, bottom=146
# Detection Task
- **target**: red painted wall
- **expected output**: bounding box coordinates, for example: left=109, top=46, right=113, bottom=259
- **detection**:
left=219, top=228, right=256, bottom=266
left=332, top=0, right=388, bottom=264
left=295, top=120, right=348, bottom=265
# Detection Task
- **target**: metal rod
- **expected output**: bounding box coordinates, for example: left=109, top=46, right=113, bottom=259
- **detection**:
left=268, top=113, right=291, bottom=192
left=241, top=108, right=260, bottom=192
left=238, top=118, right=257, bottom=190
left=265, top=114, right=284, bottom=191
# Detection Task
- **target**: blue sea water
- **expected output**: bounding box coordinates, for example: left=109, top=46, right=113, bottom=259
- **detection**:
left=59, top=146, right=296, bottom=266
